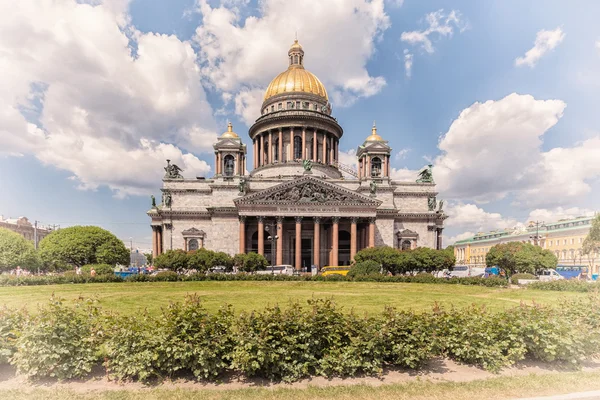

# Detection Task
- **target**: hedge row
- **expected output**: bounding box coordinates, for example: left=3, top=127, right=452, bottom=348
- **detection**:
left=528, top=280, right=600, bottom=292
left=1, top=295, right=599, bottom=382
left=0, top=272, right=509, bottom=287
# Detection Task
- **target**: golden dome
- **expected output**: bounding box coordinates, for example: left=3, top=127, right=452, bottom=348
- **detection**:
left=220, top=122, right=239, bottom=139
left=365, top=121, right=384, bottom=142
left=263, top=40, right=328, bottom=102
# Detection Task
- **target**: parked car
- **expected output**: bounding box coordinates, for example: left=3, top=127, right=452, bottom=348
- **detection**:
left=449, top=266, right=470, bottom=278
left=321, top=266, right=351, bottom=276
left=538, top=269, right=564, bottom=281
left=256, top=265, right=295, bottom=275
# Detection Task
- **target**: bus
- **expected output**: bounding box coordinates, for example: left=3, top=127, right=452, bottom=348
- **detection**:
left=321, top=266, right=351, bottom=276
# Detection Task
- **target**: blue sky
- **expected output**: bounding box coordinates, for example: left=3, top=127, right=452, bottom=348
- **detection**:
left=1, top=0, right=599, bottom=249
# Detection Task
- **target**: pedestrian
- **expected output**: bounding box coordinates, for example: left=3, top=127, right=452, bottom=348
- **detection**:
left=16, top=266, right=21, bottom=277
left=90, top=268, right=97, bottom=277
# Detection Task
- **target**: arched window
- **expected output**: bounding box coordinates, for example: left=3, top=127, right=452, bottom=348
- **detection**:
left=294, top=136, right=302, bottom=160
left=188, top=239, right=199, bottom=251
left=371, top=157, right=382, bottom=177
left=401, top=240, right=412, bottom=251
left=263, top=141, right=269, bottom=164
left=224, top=155, right=235, bottom=176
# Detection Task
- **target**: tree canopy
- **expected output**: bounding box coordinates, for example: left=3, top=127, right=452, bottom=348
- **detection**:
left=583, top=214, right=600, bottom=262
left=353, top=246, right=456, bottom=275
left=486, top=242, right=557, bottom=276
left=0, top=228, right=39, bottom=271
left=234, top=252, right=268, bottom=273
left=154, top=249, right=189, bottom=272
left=38, top=226, right=129, bottom=271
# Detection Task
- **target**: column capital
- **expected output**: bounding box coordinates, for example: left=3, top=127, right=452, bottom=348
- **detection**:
left=350, top=217, right=359, bottom=224
left=257, top=216, right=265, bottom=223
left=295, top=216, right=303, bottom=223
left=368, top=217, right=377, bottom=224
left=276, top=216, right=284, bottom=224
left=332, top=216, right=340, bottom=224
left=314, top=216, right=322, bottom=224
left=239, top=215, right=246, bottom=222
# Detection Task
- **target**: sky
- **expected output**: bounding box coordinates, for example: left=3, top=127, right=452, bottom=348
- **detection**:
left=1, top=0, right=600, bottom=250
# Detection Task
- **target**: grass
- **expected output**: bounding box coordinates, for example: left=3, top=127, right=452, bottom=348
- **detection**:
left=2, top=371, right=600, bottom=399
left=0, top=281, right=585, bottom=315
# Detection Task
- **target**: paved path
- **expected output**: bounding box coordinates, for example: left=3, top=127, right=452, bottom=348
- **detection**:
left=517, top=391, right=600, bottom=400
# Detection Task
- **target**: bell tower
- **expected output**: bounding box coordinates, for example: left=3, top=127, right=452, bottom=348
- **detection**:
left=214, top=122, right=247, bottom=177
left=356, top=122, right=392, bottom=181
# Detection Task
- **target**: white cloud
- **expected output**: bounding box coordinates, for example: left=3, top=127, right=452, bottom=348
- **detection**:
left=394, top=148, right=410, bottom=160
left=403, top=49, right=413, bottom=78
left=526, top=207, right=595, bottom=224
left=445, top=203, right=519, bottom=233
left=401, top=9, right=468, bottom=54
left=385, top=0, right=404, bottom=7
left=515, top=27, right=565, bottom=68
left=338, top=148, right=359, bottom=179
left=433, top=93, right=568, bottom=204
left=445, top=231, right=475, bottom=245
left=390, top=167, right=417, bottom=181
left=234, top=88, right=265, bottom=126
left=596, top=40, right=600, bottom=52
left=0, top=0, right=218, bottom=196
left=194, top=0, right=390, bottom=120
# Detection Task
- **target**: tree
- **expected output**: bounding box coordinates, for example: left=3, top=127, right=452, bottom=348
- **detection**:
left=486, top=242, right=557, bottom=276
left=154, top=249, right=189, bottom=272
left=354, top=247, right=402, bottom=274
left=144, top=253, right=153, bottom=265
left=236, top=252, right=268, bottom=273
left=0, top=228, right=39, bottom=271
left=347, top=260, right=381, bottom=277
left=38, top=226, right=129, bottom=271
left=211, top=251, right=233, bottom=271
left=583, top=214, right=600, bottom=268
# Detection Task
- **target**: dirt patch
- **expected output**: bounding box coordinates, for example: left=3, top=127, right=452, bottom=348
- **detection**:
left=1, top=358, right=599, bottom=393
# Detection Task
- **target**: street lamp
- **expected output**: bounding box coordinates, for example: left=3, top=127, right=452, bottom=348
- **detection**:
left=265, top=223, right=279, bottom=274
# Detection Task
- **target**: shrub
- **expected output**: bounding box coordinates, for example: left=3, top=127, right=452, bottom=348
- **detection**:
left=511, top=273, right=537, bottom=284
left=347, top=260, right=381, bottom=277
left=11, top=298, right=102, bottom=379
left=154, top=249, right=188, bottom=272
left=153, top=271, right=180, bottom=281
left=528, top=280, right=599, bottom=292
left=81, top=264, right=114, bottom=275
left=0, top=307, right=26, bottom=364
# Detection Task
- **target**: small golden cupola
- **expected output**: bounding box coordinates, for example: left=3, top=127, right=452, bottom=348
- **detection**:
left=220, top=122, right=239, bottom=139
left=365, top=121, right=384, bottom=142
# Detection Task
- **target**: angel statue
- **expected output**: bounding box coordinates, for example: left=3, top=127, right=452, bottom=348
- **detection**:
left=238, top=178, right=246, bottom=194
left=370, top=180, right=377, bottom=196
left=164, top=159, right=184, bottom=179
left=151, top=195, right=156, bottom=208
left=416, top=164, right=434, bottom=183
left=428, top=196, right=437, bottom=211
left=303, top=159, right=312, bottom=173
left=437, top=199, right=444, bottom=213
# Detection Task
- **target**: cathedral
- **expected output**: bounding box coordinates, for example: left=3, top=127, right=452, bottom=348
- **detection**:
left=148, top=40, right=446, bottom=269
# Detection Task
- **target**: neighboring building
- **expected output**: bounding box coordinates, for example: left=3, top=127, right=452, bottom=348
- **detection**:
left=148, top=40, right=446, bottom=269
left=0, top=216, right=53, bottom=247
left=453, top=215, right=599, bottom=273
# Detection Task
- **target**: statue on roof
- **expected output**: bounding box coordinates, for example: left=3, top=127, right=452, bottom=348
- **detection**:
left=238, top=178, right=246, bottom=195
left=164, top=159, right=184, bottom=179
left=437, top=199, right=444, bottom=213
left=303, top=159, right=312, bottom=173
left=151, top=195, right=156, bottom=208
left=370, top=180, right=377, bottom=197
left=428, top=196, right=437, bottom=211
left=416, top=164, right=434, bottom=183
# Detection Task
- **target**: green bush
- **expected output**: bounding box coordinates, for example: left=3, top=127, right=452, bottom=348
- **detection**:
left=511, top=273, right=537, bottom=284
left=347, top=260, right=381, bottom=277
left=11, top=298, right=102, bottom=379
left=0, top=307, right=26, bottom=364
left=528, top=280, right=600, bottom=292
left=82, top=264, right=114, bottom=275
left=153, top=271, right=180, bottom=281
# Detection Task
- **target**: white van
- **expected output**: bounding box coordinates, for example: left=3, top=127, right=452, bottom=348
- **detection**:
left=256, top=265, right=295, bottom=275
left=537, top=269, right=564, bottom=282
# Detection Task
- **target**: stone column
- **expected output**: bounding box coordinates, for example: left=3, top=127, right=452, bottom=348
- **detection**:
left=278, top=129, right=283, bottom=163
left=332, top=217, right=339, bottom=266
left=239, top=216, right=246, bottom=254
left=215, top=153, right=219, bottom=175
left=350, top=217, right=358, bottom=261
left=313, top=131, right=317, bottom=161
left=366, top=155, right=371, bottom=178
left=302, top=129, right=306, bottom=159
left=289, top=128, right=294, bottom=161
left=151, top=227, right=158, bottom=259
left=260, top=134, right=264, bottom=167
left=437, top=229, right=443, bottom=250
left=157, top=228, right=163, bottom=255
left=276, top=217, right=284, bottom=265
left=368, top=218, right=376, bottom=248
left=329, top=137, right=333, bottom=165
left=322, top=132, right=327, bottom=163
left=313, top=217, right=321, bottom=268
left=383, top=156, right=387, bottom=177
left=253, top=139, right=257, bottom=169
left=268, top=131, right=273, bottom=164
left=258, top=217, right=265, bottom=255
left=295, top=217, right=302, bottom=270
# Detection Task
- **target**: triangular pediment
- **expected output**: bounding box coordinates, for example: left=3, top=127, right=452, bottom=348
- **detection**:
left=235, top=176, right=381, bottom=207
left=182, top=228, right=206, bottom=236
left=214, top=138, right=244, bottom=148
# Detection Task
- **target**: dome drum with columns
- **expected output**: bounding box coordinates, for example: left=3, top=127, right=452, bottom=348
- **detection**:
left=148, top=39, right=446, bottom=269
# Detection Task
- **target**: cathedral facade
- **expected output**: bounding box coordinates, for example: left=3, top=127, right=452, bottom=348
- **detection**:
left=148, top=40, right=446, bottom=269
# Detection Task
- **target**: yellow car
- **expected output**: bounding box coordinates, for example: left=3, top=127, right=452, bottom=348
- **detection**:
left=321, top=266, right=351, bottom=276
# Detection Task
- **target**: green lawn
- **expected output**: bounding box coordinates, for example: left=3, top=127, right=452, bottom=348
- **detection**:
left=0, top=281, right=580, bottom=315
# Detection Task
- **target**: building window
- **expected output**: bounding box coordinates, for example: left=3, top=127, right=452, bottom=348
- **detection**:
left=371, top=157, right=382, bottom=177
left=223, top=155, right=235, bottom=176
left=274, top=138, right=279, bottom=161
left=571, top=238, right=575, bottom=244
left=314, top=104, right=318, bottom=111
left=287, top=101, right=293, bottom=109
left=278, top=103, right=282, bottom=110
left=271, top=105, right=274, bottom=112
left=549, top=240, right=553, bottom=246
left=294, top=136, right=302, bottom=160
left=579, top=238, right=583, bottom=244
left=296, top=101, right=300, bottom=109
left=188, top=239, right=199, bottom=251
left=401, top=240, right=412, bottom=251
left=303, top=101, right=309, bottom=109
